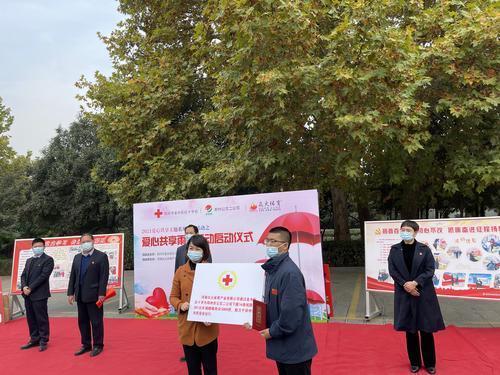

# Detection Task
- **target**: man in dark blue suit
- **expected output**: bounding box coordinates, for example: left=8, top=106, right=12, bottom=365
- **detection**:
left=20, top=237, right=54, bottom=352
left=67, top=233, right=109, bottom=357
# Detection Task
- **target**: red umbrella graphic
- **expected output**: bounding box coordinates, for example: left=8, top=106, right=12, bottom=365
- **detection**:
left=257, top=211, right=321, bottom=246
left=257, top=211, right=324, bottom=304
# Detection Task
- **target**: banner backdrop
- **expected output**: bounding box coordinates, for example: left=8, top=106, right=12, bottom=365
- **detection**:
left=0, top=278, right=4, bottom=324
left=10, top=234, right=125, bottom=294
left=133, top=189, right=327, bottom=321
left=365, top=217, right=500, bottom=300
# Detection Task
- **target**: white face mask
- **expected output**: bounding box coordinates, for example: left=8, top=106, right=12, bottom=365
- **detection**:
left=400, top=231, right=414, bottom=241
left=81, top=241, right=93, bottom=253
left=187, top=250, right=203, bottom=263
left=32, top=247, right=45, bottom=256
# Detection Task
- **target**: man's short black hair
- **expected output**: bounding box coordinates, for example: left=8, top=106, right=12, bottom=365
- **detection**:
left=32, top=237, right=45, bottom=246
left=400, top=220, right=420, bottom=232
left=269, top=226, right=292, bottom=247
left=185, top=225, right=199, bottom=234
left=80, top=233, right=94, bottom=240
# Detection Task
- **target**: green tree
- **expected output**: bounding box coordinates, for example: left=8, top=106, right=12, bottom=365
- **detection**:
left=80, top=0, right=498, bottom=242
left=0, top=97, right=31, bottom=257
left=0, top=97, right=15, bottom=165
left=78, top=0, right=215, bottom=206
left=19, top=117, right=131, bottom=239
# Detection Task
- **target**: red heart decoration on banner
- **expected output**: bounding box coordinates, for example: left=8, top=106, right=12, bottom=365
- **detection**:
left=146, top=287, right=169, bottom=309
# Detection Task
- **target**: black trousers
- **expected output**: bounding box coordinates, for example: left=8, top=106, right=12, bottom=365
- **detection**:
left=24, top=297, right=49, bottom=344
left=182, top=339, right=218, bottom=375
left=406, top=331, right=436, bottom=368
left=77, top=301, right=104, bottom=348
left=276, top=360, right=312, bottom=375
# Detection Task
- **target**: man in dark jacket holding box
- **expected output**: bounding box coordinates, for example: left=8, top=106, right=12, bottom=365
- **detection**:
left=260, top=226, right=318, bottom=375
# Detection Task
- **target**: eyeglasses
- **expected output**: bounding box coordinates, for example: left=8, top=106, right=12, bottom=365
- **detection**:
left=263, top=239, right=287, bottom=246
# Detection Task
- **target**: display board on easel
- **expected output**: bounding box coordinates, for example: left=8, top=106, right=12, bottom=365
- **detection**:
left=10, top=233, right=129, bottom=318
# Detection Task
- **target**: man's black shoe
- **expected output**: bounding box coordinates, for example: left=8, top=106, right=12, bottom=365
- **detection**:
left=39, top=344, right=47, bottom=352
left=90, top=346, right=103, bottom=357
left=426, top=367, right=436, bottom=374
left=20, top=341, right=39, bottom=350
left=74, top=346, right=92, bottom=356
left=411, top=365, right=420, bottom=373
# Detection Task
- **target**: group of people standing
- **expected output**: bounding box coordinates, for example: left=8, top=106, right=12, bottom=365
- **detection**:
left=18, top=219, right=445, bottom=374
left=20, top=233, right=109, bottom=357
left=170, top=225, right=318, bottom=375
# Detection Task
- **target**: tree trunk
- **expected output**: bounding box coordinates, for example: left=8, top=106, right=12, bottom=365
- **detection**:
left=357, top=198, right=371, bottom=242
left=400, top=195, right=419, bottom=220
left=331, top=185, right=351, bottom=241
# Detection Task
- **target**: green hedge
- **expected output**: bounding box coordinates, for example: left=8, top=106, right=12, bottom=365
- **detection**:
left=322, top=240, right=364, bottom=267
left=0, top=258, right=12, bottom=276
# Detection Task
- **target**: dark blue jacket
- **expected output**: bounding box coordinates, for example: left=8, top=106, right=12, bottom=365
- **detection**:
left=388, top=241, right=445, bottom=333
left=20, top=253, right=54, bottom=301
left=262, top=252, right=318, bottom=364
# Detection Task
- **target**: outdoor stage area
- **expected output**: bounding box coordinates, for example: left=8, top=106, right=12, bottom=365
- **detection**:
left=0, top=317, right=498, bottom=374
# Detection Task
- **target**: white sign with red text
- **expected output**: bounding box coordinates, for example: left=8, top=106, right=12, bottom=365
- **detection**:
left=187, top=263, right=265, bottom=325
left=365, top=217, right=500, bottom=300
left=11, top=234, right=124, bottom=294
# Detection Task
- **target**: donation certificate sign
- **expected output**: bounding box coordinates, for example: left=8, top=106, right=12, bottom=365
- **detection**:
left=187, top=263, right=265, bottom=325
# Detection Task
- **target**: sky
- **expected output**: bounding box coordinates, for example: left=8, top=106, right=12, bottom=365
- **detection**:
left=0, top=0, right=124, bottom=156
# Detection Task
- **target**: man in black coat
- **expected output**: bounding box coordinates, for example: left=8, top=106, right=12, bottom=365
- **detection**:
left=20, top=237, right=54, bottom=352
left=67, top=233, right=109, bottom=357
left=388, top=220, right=445, bottom=375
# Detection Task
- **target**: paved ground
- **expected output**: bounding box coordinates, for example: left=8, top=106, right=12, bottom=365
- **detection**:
left=2, top=268, right=499, bottom=327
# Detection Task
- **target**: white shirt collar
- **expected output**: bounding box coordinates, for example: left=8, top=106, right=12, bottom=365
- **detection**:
left=83, top=248, right=95, bottom=257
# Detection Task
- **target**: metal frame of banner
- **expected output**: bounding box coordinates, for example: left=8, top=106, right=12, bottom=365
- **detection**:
left=10, top=294, right=25, bottom=319
left=365, top=290, right=384, bottom=321
left=117, top=233, right=130, bottom=313
left=118, top=272, right=129, bottom=313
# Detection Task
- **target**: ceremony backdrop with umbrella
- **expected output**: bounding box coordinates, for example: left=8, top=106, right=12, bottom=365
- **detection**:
left=257, top=210, right=325, bottom=304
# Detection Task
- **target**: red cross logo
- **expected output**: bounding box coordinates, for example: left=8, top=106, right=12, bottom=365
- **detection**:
left=154, top=209, right=163, bottom=218
left=218, top=271, right=237, bottom=289
left=222, top=274, right=233, bottom=286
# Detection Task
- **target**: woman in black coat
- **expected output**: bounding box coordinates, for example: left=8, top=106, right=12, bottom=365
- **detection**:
left=388, top=220, right=445, bottom=374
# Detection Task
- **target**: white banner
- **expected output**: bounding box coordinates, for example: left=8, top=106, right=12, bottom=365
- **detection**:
left=187, top=263, right=265, bottom=325
left=11, top=234, right=125, bottom=294
left=365, top=217, right=500, bottom=300
left=133, top=189, right=327, bottom=321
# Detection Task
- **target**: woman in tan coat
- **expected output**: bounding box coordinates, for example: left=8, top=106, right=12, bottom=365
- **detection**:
left=170, top=235, right=219, bottom=375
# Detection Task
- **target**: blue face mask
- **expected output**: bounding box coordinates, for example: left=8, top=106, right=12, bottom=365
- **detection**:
left=81, top=242, right=93, bottom=253
left=32, top=247, right=44, bottom=256
left=185, top=234, right=193, bottom=243
left=187, top=250, right=203, bottom=263
left=266, top=246, right=280, bottom=258
left=400, top=231, right=414, bottom=241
